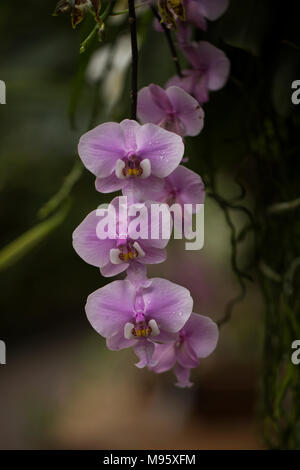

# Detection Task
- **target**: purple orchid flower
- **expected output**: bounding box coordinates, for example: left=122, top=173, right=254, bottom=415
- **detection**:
left=183, top=0, right=229, bottom=31
left=155, top=165, right=205, bottom=234
left=137, top=84, right=204, bottom=137
left=78, top=119, right=184, bottom=199
left=72, top=197, right=170, bottom=277
left=159, top=164, right=205, bottom=207
left=150, top=312, right=218, bottom=387
left=85, top=277, right=193, bottom=368
left=167, top=41, right=230, bottom=104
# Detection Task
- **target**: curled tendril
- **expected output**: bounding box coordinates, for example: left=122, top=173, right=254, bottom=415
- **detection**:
left=208, top=191, right=255, bottom=327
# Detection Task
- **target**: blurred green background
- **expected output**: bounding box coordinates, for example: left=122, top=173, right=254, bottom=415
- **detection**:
left=0, top=0, right=299, bottom=449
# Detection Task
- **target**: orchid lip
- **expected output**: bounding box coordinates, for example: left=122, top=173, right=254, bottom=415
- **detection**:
left=109, top=241, right=145, bottom=265
left=124, top=319, right=160, bottom=339
left=115, top=156, right=151, bottom=179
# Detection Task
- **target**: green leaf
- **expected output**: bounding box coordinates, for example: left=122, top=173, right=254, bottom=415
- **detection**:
left=38, top=161, right=82, bottom=220
left=0, top=200, right=71, bottom=272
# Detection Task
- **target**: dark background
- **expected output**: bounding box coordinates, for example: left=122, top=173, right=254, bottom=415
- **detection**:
left=0, top=0, right=299, bottom=449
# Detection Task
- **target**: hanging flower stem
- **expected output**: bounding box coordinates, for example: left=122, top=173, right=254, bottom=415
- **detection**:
left=151, top=5, right=183, bottom=78
left=128, top=0, right=138, bottom=120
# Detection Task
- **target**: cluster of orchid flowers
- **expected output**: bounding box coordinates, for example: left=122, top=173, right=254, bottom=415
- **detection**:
left=71, top=0, right=230, bottom=387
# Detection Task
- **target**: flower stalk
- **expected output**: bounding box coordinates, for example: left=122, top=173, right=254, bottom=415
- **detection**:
left=128, top=0, right=138, bottom=120
left=151, top=5, right=183, bottom=78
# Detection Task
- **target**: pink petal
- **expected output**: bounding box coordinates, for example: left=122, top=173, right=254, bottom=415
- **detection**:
left=184, top=0, right=207, bottom=30
left=167, top=165, right=205, bottom=206
left=142, top=278, right=193, bottom=333
left=122, top=175, right=165, bottom=201
left=136, top=124, right=184, bottom=178
left=95, top=172, right=124, bottom=193
left=127, top=200, right=170, bottom=249
left=193, top=74, right=210, bottom=103
left=72, top=210, right=115, bottom=267
left=100, top=261, right=129, bottom=277
left=150, top=342, right=177, bottom=373
left=181, top=42, right=203, bottom=70
left=166, top=86, right=204, bottom=136
left=139, top=246, right=167, bottom=264
left=184, top=41, right=230, bottom=91
left=166, top=72, right=195, bottom=97
left=203, top=45, right=230, bottom=91
left=78, top=122, right=125, bottom=177
left=148, top=84, right=173, bottom=113
left=85, top=280, right=136, bottom=338
left=139, top=232, right=169, bottom=250
left=137, top=85, right=166, bottom=124
left=106, top=330, right=136, bottom=351
left=175, top=339, right=199, bottom=368
left=120, top=119, right=140, bottom=152
left=183, top=312, right=219, bottom=358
